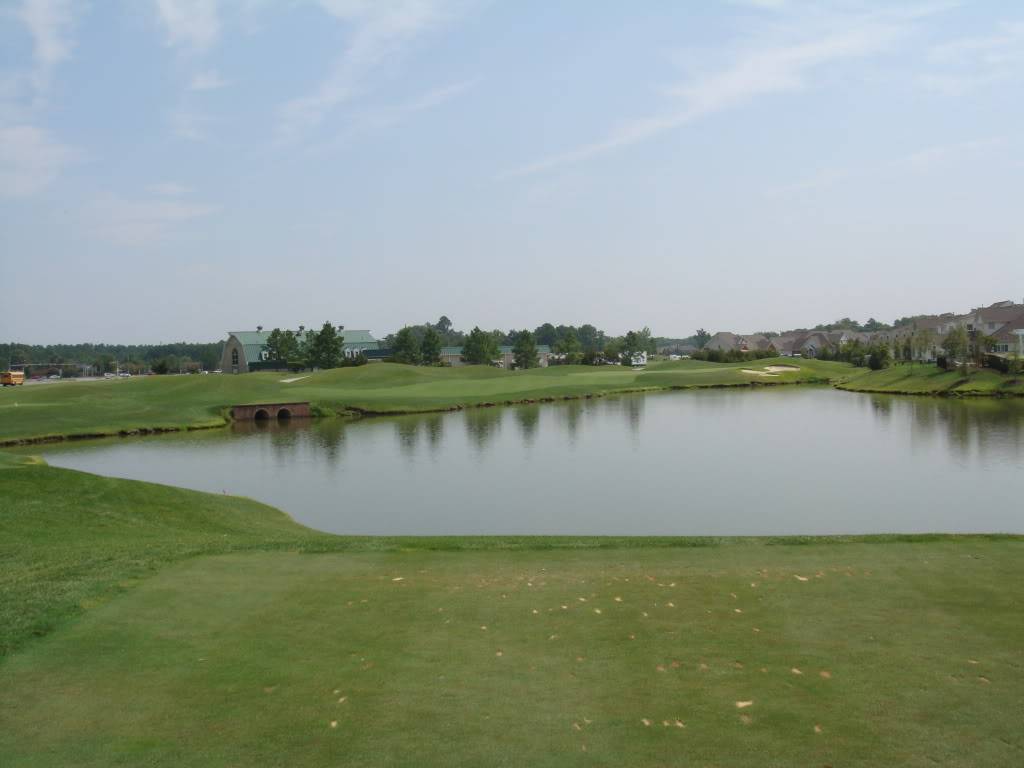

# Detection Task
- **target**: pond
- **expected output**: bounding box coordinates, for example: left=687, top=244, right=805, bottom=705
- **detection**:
left=41, top=388, right=1024, bottom=536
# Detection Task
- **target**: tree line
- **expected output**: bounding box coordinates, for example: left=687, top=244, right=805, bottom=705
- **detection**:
left=385, top=317, right=657, bottom=368
left=1, top=341, right=222, bottom=375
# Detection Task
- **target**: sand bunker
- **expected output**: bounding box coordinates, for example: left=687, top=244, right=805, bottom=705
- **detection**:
left=740, top=369, right=780, bottom=377
left=765, top=365, right=800, bottom=372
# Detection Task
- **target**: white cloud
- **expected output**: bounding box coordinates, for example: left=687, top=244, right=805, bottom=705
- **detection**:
left=88, top=192, right=218, bottom=245
left=503, top=7, right=937, bottom=178
left=155, top=0, right=221, bottom=53
left=17, top=0, right=76, bottom=95
left=277, top=0, right=460, bottom=140
left=0, top=124, right=76, bottom=198
left=188, top=69, right=230, bottom=91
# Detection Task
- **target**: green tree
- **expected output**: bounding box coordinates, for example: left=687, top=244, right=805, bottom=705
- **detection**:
left=307, top=322, right=344, bottom=369
left=533, top=323, right=558, bottom=347
left=577, top=324, right=603, bottom=352
left=391, top=326, right=422, bottom=365
left=911, top=328, right=934, bottom=364
left=421, top=327, right=442, bottom=365
left=942, top=326, right=968, bottom=362
left=553, top=328, right=582, bottom=363
left=620, top=330, right=644, bottom=365
left=512, top=330, right=539, bottom=369
left=265, top=329, right=285, bottom=361
left=462, top=327, right=499, bottom=365
left=694, top=328, right=711, bottom=349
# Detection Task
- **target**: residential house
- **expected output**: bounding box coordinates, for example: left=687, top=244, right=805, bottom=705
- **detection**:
left=989, top=309, right=1024, bottom=355
left=704, top=332, right=774, bottom=353
left=220, top=328, right=380, bottom=373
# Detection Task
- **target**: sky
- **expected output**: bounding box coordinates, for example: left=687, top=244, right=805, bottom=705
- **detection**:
left=1, top=0, right=1022, bottom=344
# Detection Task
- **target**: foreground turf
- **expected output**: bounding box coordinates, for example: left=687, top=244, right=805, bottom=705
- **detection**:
left=0, top=358, right=856, bottom=444
left=3, top=455, right=1023, bottom=766
left=839, top=363, right=1024, bottom=396
left=3, top=543, right=1022, bottom=767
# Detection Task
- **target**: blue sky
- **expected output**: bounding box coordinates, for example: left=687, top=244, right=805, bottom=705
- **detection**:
left=1, top=0, right=1022, bottom=344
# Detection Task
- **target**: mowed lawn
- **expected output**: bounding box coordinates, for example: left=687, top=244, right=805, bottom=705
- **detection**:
left=840, top=363, right=1024, bottom=396
left=0, top=358, right=856, bottom=444
left=3, top=544, right=1022, bottom=767
left=2, top=456, right=1023, bottom=766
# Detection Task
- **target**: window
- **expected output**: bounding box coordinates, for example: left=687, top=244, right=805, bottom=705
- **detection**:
left=260, top=350, right=269, bottom=361
left=231, top=349, right=239, bottom=366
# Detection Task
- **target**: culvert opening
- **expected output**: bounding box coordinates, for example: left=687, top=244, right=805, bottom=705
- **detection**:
left=277, top=408, right=291, bottom=420
left=254, top=409, right=270, bottom=420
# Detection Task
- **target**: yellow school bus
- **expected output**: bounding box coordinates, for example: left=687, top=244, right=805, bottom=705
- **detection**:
left=1, top=370, right=25, bottom=386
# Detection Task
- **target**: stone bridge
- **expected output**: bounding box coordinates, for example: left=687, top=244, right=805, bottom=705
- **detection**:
left=231, top=402, right=311, bottom=421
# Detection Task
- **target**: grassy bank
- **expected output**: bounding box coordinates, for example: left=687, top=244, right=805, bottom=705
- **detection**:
left=0, top=358, right=856, bottom=444
left=839, top=363, right=1024, bottom=396
left=2, top=456, right=1023, bottom=766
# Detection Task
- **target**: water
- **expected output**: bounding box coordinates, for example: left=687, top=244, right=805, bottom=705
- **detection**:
left=40, top=388, right=1024, bottom=536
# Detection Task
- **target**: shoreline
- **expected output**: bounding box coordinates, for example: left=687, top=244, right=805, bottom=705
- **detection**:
left=0, top=377, right=831, bottom=447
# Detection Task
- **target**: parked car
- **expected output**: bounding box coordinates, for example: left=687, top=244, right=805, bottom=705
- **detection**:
left=103, top=373, right=116, bottom=379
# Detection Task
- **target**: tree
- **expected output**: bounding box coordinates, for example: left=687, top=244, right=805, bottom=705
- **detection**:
left=533, top=323, right=558, bottom=347
left=421, top=327, right=442, bottom=365
left=867, top=343, right=891, bottom=370
left=307, top=322, right=344, bottom=369
left=577, top=324, right=603, bottom=353
left=462, top=327, right=499, bottom=365
left=942, top=326, right=968, bottom=362
left=695, top=329, right=711, bottom=349
left=911, top=328, right=934, bottom=364
left=434, top=315, right=453, bottom=334
left=512, top=330, right=539, bottom=369
left=392, top=326, right=422, bottom=364
left=265, top=329, right=286, bottom=361
left=620, top=330, right=645, bottom=365
left=553, top=328, right=582, bottom=363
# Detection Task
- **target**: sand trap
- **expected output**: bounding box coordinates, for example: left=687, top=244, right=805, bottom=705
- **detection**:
left=765, top=365, right=800, bottom=372
left=740, top=369, right=780, bottom=377
left=279, top=375, right=310, bottom=383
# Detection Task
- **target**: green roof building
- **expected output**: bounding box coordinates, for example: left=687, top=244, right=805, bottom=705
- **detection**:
left=220, top=328, right=379, bottom=373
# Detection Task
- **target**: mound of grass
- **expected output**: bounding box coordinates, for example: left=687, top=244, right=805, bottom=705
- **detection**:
left=0, top=359, right=860, bottom=444
left=840, top=365, right=1024, bottom=396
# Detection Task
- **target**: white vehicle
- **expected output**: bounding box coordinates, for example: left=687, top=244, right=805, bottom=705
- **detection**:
left=103, top=373, right=115, bottom=379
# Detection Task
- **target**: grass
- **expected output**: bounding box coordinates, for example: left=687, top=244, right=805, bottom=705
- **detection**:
left=2, top=456, right=1023, bottom=766
left=839, top=363, right=1024, bottom=396
left=0, top=358, right=858, bottom=444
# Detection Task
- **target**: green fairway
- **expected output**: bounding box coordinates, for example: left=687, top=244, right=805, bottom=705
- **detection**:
left=2, top=455, right=1023, bottom=766
left=0, top=358, right=856, bottom=444
left=839, top=363, right=1024, bottom=396
left=3, top=544, right=1021, bottom=767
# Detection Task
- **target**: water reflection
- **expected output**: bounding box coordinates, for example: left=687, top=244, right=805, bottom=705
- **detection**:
left=464, top=407, right=503, bottom=453
left=41, top=389, right=1024, bottom=536
left=514, top=405, right=541, bottom=446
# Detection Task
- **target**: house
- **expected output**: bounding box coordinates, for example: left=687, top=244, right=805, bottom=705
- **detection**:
left=440, top=345, right=552, bottom=368
left=789, top=332, right=832, bottom=358
left=704, top=332, right=773, bottom=353
left=989, top=309, right=1024, bottom=355
left=220, top=328, right=380, bottom=373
